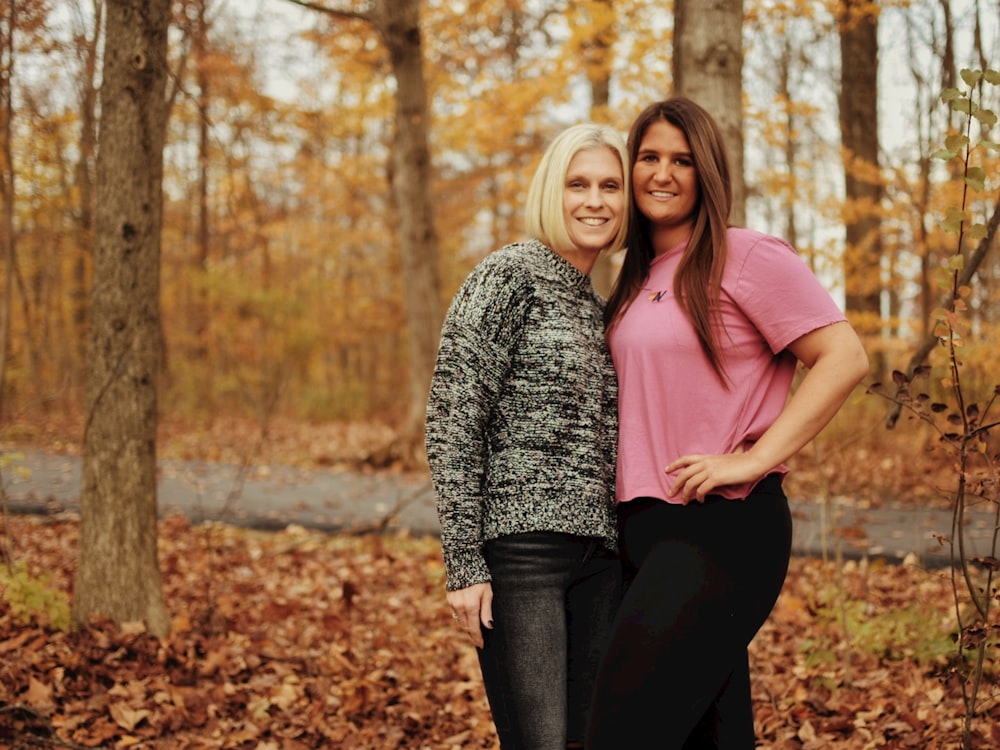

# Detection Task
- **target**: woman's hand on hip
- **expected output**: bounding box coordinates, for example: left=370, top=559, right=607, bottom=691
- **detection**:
left=665, top=451, right=768, bottom=504
left=446, top=582, right=494, bottom=649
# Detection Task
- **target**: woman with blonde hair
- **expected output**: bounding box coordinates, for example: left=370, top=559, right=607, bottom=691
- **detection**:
left=426, top=122, right=629, bottom=749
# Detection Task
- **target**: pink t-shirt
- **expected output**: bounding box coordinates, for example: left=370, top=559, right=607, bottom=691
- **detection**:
left=610, top=227, right=847, bottom=503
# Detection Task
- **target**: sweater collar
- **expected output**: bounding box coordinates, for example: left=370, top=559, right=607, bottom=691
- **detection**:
left=527, top=238, right=596, bottom=295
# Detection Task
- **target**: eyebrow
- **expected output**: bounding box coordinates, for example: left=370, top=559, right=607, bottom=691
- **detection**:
left=566, top=173, right=623, bottom=182
left=637, top=148, right=693, bottom=159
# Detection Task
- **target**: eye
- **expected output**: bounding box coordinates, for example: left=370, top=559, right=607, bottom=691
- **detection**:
left=602, top=181, right=621, bottom=191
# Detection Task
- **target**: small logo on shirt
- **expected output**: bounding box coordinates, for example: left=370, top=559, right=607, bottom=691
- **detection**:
left=648, top=290, right=668, bottom=302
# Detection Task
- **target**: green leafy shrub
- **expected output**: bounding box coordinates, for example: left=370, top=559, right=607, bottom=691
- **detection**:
left=0, top=562, right=72, bottom=631
left=802, top=581, right=956, bottom=670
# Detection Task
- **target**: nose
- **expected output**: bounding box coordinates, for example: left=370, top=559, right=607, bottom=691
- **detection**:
left=584, top=185, right=605, bottom=207
left=653, top=160, right=673, bottom=183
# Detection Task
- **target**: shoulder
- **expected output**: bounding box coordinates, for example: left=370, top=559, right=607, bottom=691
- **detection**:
left=466, top=241, right=544, bottom=283
left=460, top=242, right=533, bottom=291
left=446, top=242, right=539, bottom=326
left=723, top=227, right=832, bottom=303
left=724, top=227, right=808, bottom=280
left=726, top=227, right=796, bottom=259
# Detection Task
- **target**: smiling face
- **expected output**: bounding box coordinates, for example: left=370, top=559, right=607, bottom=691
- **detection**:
left=560, top=146, right=626, bottom=263
left=632, top=119, right=700, bottom=254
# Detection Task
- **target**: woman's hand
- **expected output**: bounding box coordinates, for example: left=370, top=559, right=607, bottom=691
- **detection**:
left=446, top=582, right=494, bottom=648
left=665, top=450, right=766, bottom=504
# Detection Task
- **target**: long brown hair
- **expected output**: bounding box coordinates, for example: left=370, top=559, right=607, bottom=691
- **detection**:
left=605, top=97, right=733, bottom=382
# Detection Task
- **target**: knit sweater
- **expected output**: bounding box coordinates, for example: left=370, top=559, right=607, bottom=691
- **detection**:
left=425, top=239, right=619, bottom=591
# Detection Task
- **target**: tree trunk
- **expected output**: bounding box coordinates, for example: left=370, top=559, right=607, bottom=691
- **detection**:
left=0, top=0, right=14, bottom=422
left=373, top=0, right=442, bottom=451
left=578, top=0, right=620, bottom=298
left=838, top=0, right=882, bottom=372
left=194, top=0, right=210, bottom=365
left=71, top=0, right=102, bottom=403
left=776, top=38, right=798, bottom=250
left=73, top=0, right=171, bottom=637
left=673, top=0, right=745, bottom=226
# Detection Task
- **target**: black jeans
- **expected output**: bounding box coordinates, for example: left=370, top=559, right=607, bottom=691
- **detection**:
left=478, top=532, right=622, bottom=750
left=586, top=475, right=792, bottom=749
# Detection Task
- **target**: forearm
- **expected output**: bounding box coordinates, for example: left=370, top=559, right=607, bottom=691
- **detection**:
left=747, top=374, right=851, bottom=474
left=746, top=340, right=868, bottom=475
left=426, top=370, right=491, bottom=589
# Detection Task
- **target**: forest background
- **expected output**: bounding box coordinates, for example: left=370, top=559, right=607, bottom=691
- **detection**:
left=1, top=0, right=1000, bottom=747
left=0, top=0, right=996, bottom=468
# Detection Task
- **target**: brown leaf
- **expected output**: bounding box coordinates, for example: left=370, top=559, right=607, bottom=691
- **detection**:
left=25, top=676, right=54, bottom=711
left=109, top=702, right=152, bottom=731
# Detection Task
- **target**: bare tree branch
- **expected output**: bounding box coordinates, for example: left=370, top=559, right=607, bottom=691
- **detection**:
left=283, top=0, right=372, bottom=23
left=886, top=193, right=1000, bottom=428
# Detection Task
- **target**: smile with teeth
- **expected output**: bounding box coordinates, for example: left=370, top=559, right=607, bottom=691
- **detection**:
left=650, top=191, right=676, bottom=198
left=579, top=218, right=608, bottom=225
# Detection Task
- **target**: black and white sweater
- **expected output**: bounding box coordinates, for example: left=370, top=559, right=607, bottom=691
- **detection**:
left=425, top=239, right=618, bottom=591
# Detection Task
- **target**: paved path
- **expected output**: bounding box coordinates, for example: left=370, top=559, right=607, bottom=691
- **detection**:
left=3, top=449, right=997, bottom=569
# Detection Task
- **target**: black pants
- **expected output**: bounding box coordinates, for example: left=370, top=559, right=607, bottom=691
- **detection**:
left=586, top=475, right=791, bottom=749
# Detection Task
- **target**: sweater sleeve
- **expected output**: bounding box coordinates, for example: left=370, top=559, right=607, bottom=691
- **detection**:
left=425, top=253, right=533, bottom=591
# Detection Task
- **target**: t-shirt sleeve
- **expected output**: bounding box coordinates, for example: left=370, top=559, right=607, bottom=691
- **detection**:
left=424, top=253, right=533, bottom=590
left=730, top=234, right=847, bottom=354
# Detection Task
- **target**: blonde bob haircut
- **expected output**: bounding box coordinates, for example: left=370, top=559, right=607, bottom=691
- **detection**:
left=524, top=123, right=629, bottom=255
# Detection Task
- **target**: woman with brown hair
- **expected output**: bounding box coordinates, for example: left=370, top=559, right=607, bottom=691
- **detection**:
left=586, top=97, right=868, bottom=748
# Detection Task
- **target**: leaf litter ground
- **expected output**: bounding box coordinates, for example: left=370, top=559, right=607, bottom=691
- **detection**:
left=2, top=413, right=999, bottom=746
left=2, top=514, right=998, bottom=749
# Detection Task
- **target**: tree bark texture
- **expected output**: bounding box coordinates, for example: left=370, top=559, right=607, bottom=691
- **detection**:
left=580, top=0, right=620, bottom=298
left=673, top=0, right=745, bottom=225
left=72, top=5, right=102, bottom=390
left=73, top=0, right=171, bottom=637
left=374, top=0, right=443, bottom=447
left=0, top=1, right=15, bottom=422
left=838, top=0, right=882, bottom=322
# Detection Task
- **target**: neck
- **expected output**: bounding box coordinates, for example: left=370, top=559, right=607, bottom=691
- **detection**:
left=651, top=227, right=691, bottom=257
left=554, top=246, right=599, bottom=276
